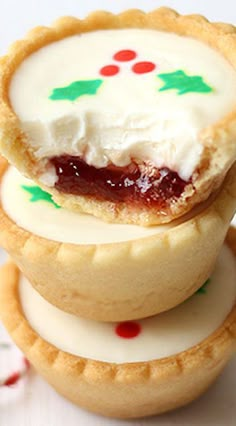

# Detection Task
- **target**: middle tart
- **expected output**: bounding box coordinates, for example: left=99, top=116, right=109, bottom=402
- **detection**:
left=0, top=158, right=236, bottom=322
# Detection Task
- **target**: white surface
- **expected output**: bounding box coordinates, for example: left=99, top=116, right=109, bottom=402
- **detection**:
left=0, top=1, right=236, bottom=425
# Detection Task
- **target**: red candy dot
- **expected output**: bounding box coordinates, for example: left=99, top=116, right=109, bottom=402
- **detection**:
left=115, top=321, right=141, bottom=339
left=113, top=49, right=137, bottom=62
left=132, top=61, right=156, bottom=74
left=100, top=65, right=120, bottom=76
left=4, top=372, right=20, bottom=387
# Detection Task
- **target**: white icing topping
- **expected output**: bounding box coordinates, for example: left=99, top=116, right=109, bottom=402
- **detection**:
left=19, top=245, right=236, bottom=363
left=9, top=30, right=236, bottom=182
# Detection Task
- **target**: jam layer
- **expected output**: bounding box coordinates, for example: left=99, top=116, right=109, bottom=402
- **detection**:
left=51, top=156, right=189, bottom=207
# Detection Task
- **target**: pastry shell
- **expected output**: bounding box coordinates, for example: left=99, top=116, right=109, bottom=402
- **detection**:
left=0, top=232, right=235, bottom=418
left=0, top=157, right=236, bottom=322
left=0, top=9, right=236, bottom=225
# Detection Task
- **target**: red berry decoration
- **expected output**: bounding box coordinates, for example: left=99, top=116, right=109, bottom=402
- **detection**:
left=4, top=372, right=20, bottom=387
left=114, top=49, right=137, bottom=62
left=132, top=61, right=156, bottom=74
left=100, top=65, right=120, bottom=77
left=115, top=321, right=141, bottom=339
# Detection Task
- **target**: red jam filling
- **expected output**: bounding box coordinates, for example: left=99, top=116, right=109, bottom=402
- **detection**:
left=51, top=156, right=189, bottom=207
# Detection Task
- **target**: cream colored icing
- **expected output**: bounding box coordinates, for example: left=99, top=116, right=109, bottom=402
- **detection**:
left=19, top=245, right=236, bottom=363
left=9, top=30, right=236, bottom=183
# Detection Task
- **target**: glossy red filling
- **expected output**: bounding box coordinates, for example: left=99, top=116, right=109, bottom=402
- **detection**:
left=51, top=156, right=189, bottom=207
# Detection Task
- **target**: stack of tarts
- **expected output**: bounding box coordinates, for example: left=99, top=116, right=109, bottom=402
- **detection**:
left=0, top=8, right=236, bottom=419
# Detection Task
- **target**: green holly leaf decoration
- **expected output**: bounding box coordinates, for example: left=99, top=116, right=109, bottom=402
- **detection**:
left=49, top=79, right=103, bottom=101
left=22, top=185, right=61, bottom=209
left=196, top=279, right=210, bottom=295
left=157, top=70, right=213, bottom=95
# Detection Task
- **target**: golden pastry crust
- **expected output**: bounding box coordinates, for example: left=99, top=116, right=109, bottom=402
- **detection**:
left=0, top=8, right=236, bottom=225
left=0, top=161, right=236, bottom=321
left=0, top=250, right=235, bottom=418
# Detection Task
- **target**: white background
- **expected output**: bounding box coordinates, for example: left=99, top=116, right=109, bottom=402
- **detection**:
left=1, top=0, right=236, bottom=55
left=0, top=1, right=236, bottom=425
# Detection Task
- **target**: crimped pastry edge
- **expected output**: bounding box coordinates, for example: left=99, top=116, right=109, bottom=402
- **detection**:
left=0, top=8, right=236, bottom=224
left=0, top=158, right=236, bottom=321
left=0, top=237, right=235, bottom=418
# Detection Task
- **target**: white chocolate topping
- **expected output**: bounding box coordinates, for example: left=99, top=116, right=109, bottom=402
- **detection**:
left=19, top=245, right=236, bottom=363
left=10, top=30, right=236, bottom=182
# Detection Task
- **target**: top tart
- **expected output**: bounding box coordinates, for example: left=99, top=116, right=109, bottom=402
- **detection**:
left=1, top=8, right=236, bottom=225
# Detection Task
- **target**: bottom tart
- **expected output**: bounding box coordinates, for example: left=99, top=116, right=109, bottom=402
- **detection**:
left=0, top=237, right=235, bottom=418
